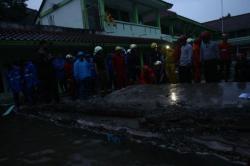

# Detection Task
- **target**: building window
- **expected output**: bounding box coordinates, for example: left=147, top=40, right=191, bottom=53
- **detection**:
left=120, top=11, right=129, bottom=22
left=48, top=15, right=55, bottom=25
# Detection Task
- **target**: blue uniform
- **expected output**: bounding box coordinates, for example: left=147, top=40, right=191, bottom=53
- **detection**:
left=7, top=65, right=22, bottom=110
left=53, top=57, right=65, bottom=80
left=23, top=61, right=38, bottom=89
left=8, top=66, right=22, bottom=93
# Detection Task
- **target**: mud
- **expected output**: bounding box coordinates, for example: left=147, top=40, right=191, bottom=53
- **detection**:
left=18, top=83, right=250, bottom=165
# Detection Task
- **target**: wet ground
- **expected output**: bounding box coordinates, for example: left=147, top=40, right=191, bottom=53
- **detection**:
left=0, top=116, right=243, bottom=166
left=1, top=83, right=250, bottom=165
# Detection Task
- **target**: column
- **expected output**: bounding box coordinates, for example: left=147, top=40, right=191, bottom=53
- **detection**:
left=80, top=0, right=89, bottom=29
left=156, top=10, right=161, bottom=29
left=169, top=22, right=174, bottom=36
left=132, top=2, right=139, bottom=24
left=98, top=0, right=105, bottom=29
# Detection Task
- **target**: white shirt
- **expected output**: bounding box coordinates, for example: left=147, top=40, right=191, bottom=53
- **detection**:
left=180, top=43, right=193, bottom=66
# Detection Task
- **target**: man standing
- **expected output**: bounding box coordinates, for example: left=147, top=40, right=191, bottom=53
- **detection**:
left=93, top=46, right=108, bottom=96
left=74, top=51, right=91, bottom=100
left=219, top=34, right=232, bottom=82
left=7, top=62, right=22, bottom=111
left=127, top=44, right=141, bottom=84
left=164, top=44, right=177, bottom=84
left=178, top=36, right=193, bottom=83
left=23, top=60, right=38, bottom=105
left=200, top=31, right=219, bottom=83
left=146, top=43, right=164, bottom=84
left=193, top=38, right=202, bottom=83
left=112, top=46, right=127, bottom=90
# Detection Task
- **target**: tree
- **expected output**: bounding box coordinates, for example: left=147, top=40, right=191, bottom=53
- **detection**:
left=0, top=0, right=28, bottom=22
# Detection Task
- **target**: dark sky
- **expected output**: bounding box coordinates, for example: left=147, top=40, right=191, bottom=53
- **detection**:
left=27, top=0, right=250, bottom=22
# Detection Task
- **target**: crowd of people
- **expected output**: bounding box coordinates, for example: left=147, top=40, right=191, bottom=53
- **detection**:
left=6, top=31, right=249, bottom=111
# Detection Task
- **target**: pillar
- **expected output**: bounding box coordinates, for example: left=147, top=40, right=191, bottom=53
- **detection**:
left=98, top=0, right=105, bottom=29
left=132, top=3, right=139, bottom=24
left=156, top=10, right=161, bottom=29
left=80, top=0, right=89, bottom=29
left=169, top=22, right=174, bottom=36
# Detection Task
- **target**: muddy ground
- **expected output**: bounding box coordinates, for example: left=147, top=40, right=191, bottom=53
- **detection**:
left=15, top=83, right=250, bottom=165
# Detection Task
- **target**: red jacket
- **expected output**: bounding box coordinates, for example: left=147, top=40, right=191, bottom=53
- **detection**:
left=112, top=53, right=126, bottom=75
left=193, top=43, right=201, bottom=66
left=64, top=62, right=73, bottom=79
left=219, top=42, right=231, bottom=61
left=139, top=65, right=156, bottom=84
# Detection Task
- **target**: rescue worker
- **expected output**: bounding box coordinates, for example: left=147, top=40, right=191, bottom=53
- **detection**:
left=23, top=60, right=38, bottom=105
left=234, top=53, right=248, bottom=82
left=93, top=46, right=108, bottom=96
left=86, top=53, right=97, bottom=96
left=106, top=53, right=114, bottom=92
left=64, top=54, right=76, bottom=99
left=7, top=62, right=22, bottom=111
left=36, top=42, right=59, bottom=103
left=139, top=65, right=156, bottom=84
left=127, top=44, right=141, bottom=84
left=178, top=36, right=193, bottom=83
left=145, top=42, right=164, bottom=84
left=200, top=31, right=219, bottom=83
left=164, top=44, right=177, bottom=84
left=74, top=51, right=91, bottom=100
left=112, top=46, right=127, bottom=90
left=193, top=38, right=202, bottom=83
left=219, top=34, right=232, bottom=82
left=53, top=54, right=66, bottom=93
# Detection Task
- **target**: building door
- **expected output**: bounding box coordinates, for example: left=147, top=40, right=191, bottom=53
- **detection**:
left=86, top=0, right=101, bottom=31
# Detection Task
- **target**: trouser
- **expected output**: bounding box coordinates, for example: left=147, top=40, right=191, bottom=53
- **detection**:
left=12, top=92, right=20, bottom=111
left=66, top=78, right=76, bottom=100
left=107, top=71, right=114, bottom=91
left=220, top=60, right=231, bottom=82
left=165, top=63, right=177, bottom=84
left=193, top=63, right=201, bottom=83
left=204, top=59, right=219, bottom=83
left=179, top=66, right=192, bottom=83
left=128, top=68, right=140, bottom=84
left=58, top=79, right=67, bottom=93
left=41, top=79, right=59, bottom=103
left=115, top=72, right=126, bottom=90
left=98, top=70, right=108, bottom=95
left=78, top=77, right=91, bottom=100
left=154, top=66, right=163, bottom=84
left=23, top=87, right=36, bottom=105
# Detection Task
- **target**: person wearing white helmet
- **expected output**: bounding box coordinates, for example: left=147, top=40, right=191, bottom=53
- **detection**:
left=93, top=46, right=103, bottom=56
left=127, top=44, right=140, bottom=84
left=93, top=46, right=108, bottom=95
left=144, top=42, right=164, bottom=84
left=64, top=53, right=76, bottom=99
left=73, top=51, right=91, bottom=100
left=113, top=46, right=127, bottom=89
left=219, top=33, right=232, bottom=82
left=179, top=35, right=193, bottom=83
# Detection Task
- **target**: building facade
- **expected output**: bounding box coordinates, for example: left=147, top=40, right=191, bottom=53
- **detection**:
left=204, top=13, right=250, bottom=57
left=36, top=0, right=174, bottom=41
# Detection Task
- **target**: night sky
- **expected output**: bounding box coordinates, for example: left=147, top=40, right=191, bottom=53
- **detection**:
left=27, top=0, right=250, bottom=22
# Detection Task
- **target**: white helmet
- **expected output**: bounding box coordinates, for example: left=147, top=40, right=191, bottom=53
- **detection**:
left=187, top=38, right=194, bottom=43
left=66, top=54, right=73, bottom=59
left=130, top=44, right=137, bottom=50
left=115, top=46, right=123, bottom=51
left=94, top=46, right=103, bottom=56
left=154, top=61, right=162, bottom=66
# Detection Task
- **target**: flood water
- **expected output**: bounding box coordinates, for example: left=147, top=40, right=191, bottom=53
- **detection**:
left=0, top=115, right=243, bottom=166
